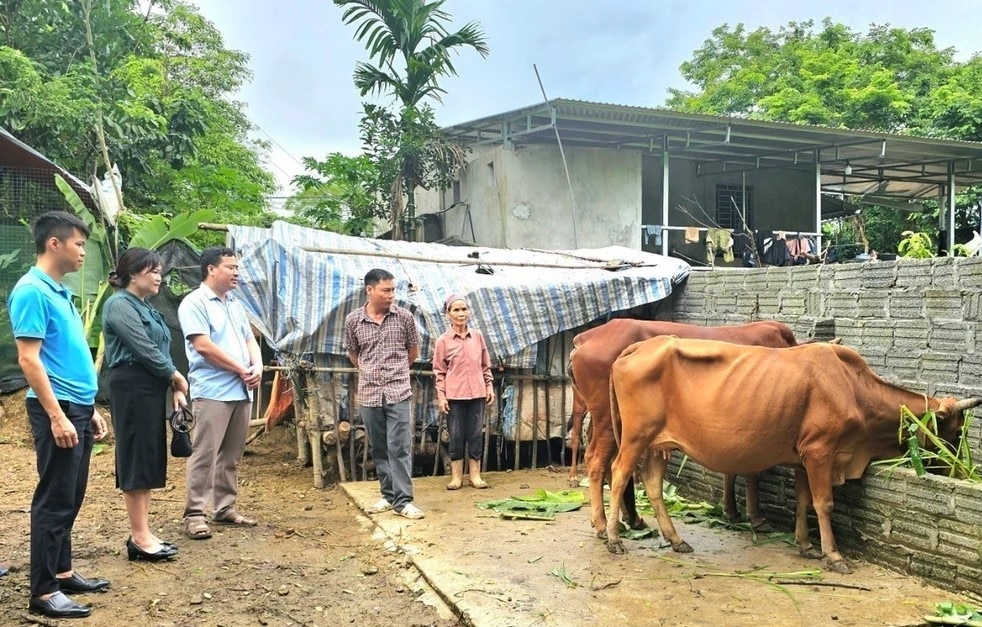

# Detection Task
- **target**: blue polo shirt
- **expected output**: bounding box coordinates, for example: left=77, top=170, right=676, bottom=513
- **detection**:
left=177, top=283, right=252, bottom=402
left=7, top=266, right=98, bottom=405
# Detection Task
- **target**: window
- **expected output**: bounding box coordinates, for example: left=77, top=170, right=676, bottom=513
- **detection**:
left=716, top=184, right=754, bottom=230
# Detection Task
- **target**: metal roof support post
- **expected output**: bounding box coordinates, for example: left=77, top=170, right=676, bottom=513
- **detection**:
left=947, top=161, right=956, bottom=255
left=815, top=152, right=823, bottom=254
left=662, top=136, right=670, bottom=256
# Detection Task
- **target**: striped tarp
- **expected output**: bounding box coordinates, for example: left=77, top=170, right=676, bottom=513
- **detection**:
left=228, top=222, right=690, bottom=368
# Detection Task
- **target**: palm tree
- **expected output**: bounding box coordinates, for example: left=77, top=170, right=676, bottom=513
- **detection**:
left=335, top=0, right=489, bottom=239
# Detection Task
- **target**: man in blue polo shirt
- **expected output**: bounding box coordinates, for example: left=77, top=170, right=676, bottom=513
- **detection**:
left=8, top=211, right=110, bottom=619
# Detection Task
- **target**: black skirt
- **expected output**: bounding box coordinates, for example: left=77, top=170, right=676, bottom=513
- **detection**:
left=109, top=363, right=169, bottom=490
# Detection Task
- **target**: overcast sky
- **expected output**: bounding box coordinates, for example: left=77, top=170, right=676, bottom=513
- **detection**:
left=194, top=0, right=982, bottom=194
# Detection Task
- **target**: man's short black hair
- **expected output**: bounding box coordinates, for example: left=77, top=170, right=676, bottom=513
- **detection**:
left=33, top=211, right=90, bottom=254
left=199, top=246, right=237, bottom=280
left=364, top=268, right=394, bottom=287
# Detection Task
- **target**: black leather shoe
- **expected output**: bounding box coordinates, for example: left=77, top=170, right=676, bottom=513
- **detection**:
left=57, top=571, right=110, bottom=593
left=126, top=537, right=177, bottom=562
left=29, top=591, right=92, bottom=618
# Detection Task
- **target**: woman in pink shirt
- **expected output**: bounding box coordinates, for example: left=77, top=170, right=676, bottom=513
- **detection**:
left=433, top=294, right=495, bottom=490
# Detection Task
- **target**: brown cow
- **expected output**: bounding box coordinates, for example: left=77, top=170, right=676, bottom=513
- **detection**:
left=570, top=319, right=801, bottom=538
left=606, top=336, right=981, bottom=573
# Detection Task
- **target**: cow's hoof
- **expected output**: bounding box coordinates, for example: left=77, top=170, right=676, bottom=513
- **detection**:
left=606, top=541, right=626, bottom=555
left=596, top=528, right=608, bottom=540
left=799, top=546, right=823, bottom=560
left=751, top=520, right=775, bottom=533
left=824, top=558, right=853, bottom=574
left=672, top=541, right=694, bottom=554
left=627, top=517, right=648, bottom=531
left=567, top=477, right=580, bottom=488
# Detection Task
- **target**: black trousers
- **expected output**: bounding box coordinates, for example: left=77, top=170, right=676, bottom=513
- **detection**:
left=447, top=398, right=485, bottom=461
left=27, top=398, right=94, bottom=597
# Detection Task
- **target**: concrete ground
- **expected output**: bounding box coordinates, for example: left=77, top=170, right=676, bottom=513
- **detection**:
left=341, top=468, right=963, bottom=627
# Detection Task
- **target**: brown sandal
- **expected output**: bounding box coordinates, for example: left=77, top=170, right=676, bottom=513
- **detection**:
left=183, top=516, right=212, bottom=540
left=212, top=508, right=258, bottom=526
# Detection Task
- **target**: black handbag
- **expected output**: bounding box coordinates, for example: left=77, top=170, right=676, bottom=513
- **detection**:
left=169, top=406, right=194, bottom=458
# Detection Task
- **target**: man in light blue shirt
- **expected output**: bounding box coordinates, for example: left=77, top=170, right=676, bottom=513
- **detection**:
left=8, top=211, right=109, bottom=619
left=177, top=247, right=263, bottom=540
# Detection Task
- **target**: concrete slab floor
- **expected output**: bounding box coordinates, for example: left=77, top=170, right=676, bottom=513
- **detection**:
left=341, top=468, right=966, bottom=627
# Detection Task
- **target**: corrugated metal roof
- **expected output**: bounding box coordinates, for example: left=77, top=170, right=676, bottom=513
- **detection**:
left=443, top=99, right=982, bottom=199
left=0, top=126, right=97, bottom=210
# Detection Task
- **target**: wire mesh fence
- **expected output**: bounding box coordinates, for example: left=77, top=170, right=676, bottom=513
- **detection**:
left=0, top=166, right=78, bottom=384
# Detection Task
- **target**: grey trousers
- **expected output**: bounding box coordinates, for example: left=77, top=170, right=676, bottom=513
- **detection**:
left=360, top=400, right=414, bottom=510
left=184, top=398, right=251, bottom=519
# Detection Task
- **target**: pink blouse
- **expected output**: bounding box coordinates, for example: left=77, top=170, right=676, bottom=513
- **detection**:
left=433, top=327, right=493, bottom=401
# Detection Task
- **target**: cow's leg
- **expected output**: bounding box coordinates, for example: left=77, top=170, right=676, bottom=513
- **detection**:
left=567, top=395, right=587, bottom=487
left=742, top=473, right=773, bottom=532
left=793, top=467, right=823, bottom=560
left=637, top=448, right=691, bottom=552
left=722, top=474, right=739, bottom=522
left=585, top=417, right=612, bottom=538
left=801, top=459, right=852, bottom=573
left=604, top=438, right=647, bottom=554
left=621, top=475, right=646, bottom=530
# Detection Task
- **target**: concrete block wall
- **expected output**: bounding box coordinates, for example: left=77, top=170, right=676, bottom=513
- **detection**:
left=661, top=256, right=982, bottom=599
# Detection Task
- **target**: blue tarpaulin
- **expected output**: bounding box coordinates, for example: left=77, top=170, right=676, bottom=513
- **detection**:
left=228, top=221, right=690, bottom=368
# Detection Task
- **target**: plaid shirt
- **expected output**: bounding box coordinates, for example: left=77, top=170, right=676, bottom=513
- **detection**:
left=343, top=304, right=421, bottom=406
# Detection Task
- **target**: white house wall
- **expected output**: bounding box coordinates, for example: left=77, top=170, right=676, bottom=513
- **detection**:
left=419, top=144, right=642, bottom=249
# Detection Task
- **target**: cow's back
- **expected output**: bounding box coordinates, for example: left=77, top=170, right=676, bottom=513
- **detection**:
left=571, top=319, right=798, bottom=376
left=611, top=337, right=860, bottom=474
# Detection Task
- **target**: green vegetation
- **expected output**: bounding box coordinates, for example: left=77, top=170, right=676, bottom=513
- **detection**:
left=872, top=406, right=979, bottom=481
left=331, top=0, right=488, bottom=239
left=0, top=0, right=278, bottom=239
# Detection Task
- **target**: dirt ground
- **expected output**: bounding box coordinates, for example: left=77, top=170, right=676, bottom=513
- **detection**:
left=0, top=389, right=459, bottom=627
left=1, top=387, right=977, bottom=627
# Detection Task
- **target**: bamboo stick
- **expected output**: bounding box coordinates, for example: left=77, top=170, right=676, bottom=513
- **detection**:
left=299, top=245, right=649, bottom=271
left=292, top=371, right=311, bottom=467
left=531, top=380, right=538, bottom=471
left=513, top=381, right=522, bottom=471
left=307, top=372, right=325, bottom=488
left=328, top=375, right=346, bottom=483
left=545, top=379, right=553, bottom=467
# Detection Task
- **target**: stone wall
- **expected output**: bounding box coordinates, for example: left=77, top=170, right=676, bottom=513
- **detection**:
left=660, top=256, right=982, bottom=599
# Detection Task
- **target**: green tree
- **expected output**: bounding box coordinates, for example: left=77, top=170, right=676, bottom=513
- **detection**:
left=334, top=0, right=488, bottom=239
left=667, top=19, right=982, bottom=254
left=287, top=153, right=385, bottom=235
left=0, top=0, right=276, bottom=233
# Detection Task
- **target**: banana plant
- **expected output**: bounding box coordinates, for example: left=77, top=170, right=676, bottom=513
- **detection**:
left=53, top=173, right=215, bottom=367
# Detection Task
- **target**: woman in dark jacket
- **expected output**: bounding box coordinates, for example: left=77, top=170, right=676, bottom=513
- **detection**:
left=102, top=248, right=187, bottom=561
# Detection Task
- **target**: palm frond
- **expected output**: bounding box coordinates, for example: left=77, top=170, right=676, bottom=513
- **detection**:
left=353, top=62, right=403, bottom=98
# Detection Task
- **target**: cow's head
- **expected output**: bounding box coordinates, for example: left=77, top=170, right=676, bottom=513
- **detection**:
left=935, top=397, right=982, bottom=445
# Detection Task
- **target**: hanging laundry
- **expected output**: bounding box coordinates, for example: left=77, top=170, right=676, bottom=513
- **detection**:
left=684, top=226, right=700, bottom=243
left=643, top=224, right=663, bottom=246
left=706, top=228, right=735, bottom=263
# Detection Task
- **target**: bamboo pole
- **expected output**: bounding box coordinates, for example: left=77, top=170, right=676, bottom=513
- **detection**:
left=531, top=380, right=538, bottom=471
left=481, top=397, right=491, bottom=474
left=545, top=379, right=553, bottom=468
left=292, top=371, right=311, bottom=467
left=513, top=381, right=522, bottom=471
left=299, top=245, right=650, bottom=271
left=266, top=364, right=570, bottom=383
left=328, top=375, right=346, bottom=483
left=306, top=372, right=325, bottom=488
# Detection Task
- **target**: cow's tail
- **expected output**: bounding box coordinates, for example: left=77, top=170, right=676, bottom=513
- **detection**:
left=610, top=373, right=623, bottom=449
left=567, top=346, right=580, bottom=393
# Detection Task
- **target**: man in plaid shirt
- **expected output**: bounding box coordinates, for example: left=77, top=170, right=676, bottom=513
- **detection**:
left=344, top=269, right=424, bottom=519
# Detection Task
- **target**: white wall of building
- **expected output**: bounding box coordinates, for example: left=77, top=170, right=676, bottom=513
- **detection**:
left=419, top=143, right=643, bottom=249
